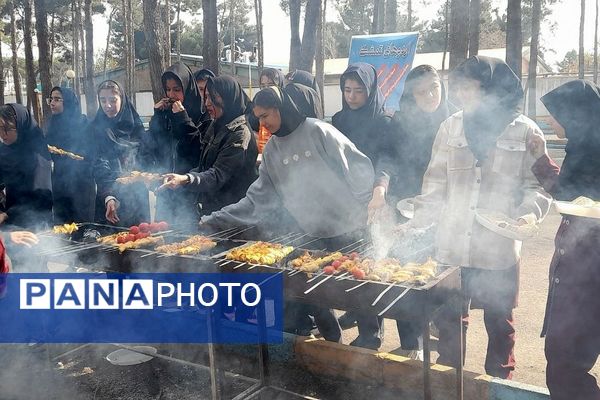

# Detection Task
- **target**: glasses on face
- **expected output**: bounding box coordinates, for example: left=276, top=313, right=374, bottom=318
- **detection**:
left=46, top=97, right=64, bottom=105
left=0, top=126, right=16, bottom=138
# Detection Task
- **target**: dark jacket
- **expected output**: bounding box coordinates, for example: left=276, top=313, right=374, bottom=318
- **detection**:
left=0, top=104, right=53, bottom=230
left=46, top=87, right=95, bottom=223
left=187, top=115, right=258, bottom=216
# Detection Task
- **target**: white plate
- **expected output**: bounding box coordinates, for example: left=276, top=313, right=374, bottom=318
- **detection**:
left=106, top=346, right=157, bottom=366
left=554, top=201, right=600, bottom=219
left=475, top=209, right=539, bottom=241
left=396, top=198, right=415, bottom=219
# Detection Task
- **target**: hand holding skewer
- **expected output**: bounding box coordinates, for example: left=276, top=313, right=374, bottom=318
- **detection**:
left=526, top=132, right=547, bottom=160
left=9, top=231, right=39, bottom=248
left=157, top=173, right=190, bottom=191
left=154, top=98, right=172, bottom=111
left=171, top=101, right=185, bottom=113
left=105, top=199, right=120, bottom=224
left=367, top=186, right=387, bottom=225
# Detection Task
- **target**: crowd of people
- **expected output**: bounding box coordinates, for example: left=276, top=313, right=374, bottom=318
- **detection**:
left=0, top=56, right=598, bottom=399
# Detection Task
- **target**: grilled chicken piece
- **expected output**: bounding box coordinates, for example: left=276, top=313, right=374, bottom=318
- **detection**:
left=226, top=242, right=294, bottom=265
left=116, top=171, right=162, bottom=185
left=52, top=223, right=79, bottom=235
left=155, top=235, right=216, bottom=255
left=293, top=252, right=343, bottom=272
left=48, top=145, right=84, bottom=160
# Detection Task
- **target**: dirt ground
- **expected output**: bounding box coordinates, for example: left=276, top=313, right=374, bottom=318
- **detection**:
left=339, top=147, right=600, bottom=388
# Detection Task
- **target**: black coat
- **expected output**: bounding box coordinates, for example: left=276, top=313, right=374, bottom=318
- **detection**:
left=189, top=115, right=258, bottom=216
left=0, top=104, right=53, bottom=230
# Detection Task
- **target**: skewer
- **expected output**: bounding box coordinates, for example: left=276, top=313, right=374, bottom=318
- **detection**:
left=218, top=260, right=235, bottom=267
left=335, top=272, right=349, bottom=281
left=283, top=233, right=309, bottom=245
left=304, top=274, right=334, bottom=294
left=345, top=281, right=368, bottom=292
left=377, top=287, right=411, bottom=317
left=280, top=232, right=307, bottom=245
left=233, top=262, right=247, bottom=270
left=288, top=270, right=301, bottom=276
left=206, top=226, right=241, bottom=238
left=334, top=238, right=364, bottom=253
left=294, top=236, right=322, bottom=248
left=306, top=272, right=324, bottom=283
left=371, top=282, right=396, bottom=306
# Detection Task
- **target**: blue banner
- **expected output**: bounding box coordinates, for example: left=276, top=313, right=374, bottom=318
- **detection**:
left=348, top=32, right=419, bottom=111
left=0, top=273, right=283, bottom=344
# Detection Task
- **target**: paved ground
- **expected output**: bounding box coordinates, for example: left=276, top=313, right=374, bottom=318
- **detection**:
left=341, top=147, right=600, bottom=388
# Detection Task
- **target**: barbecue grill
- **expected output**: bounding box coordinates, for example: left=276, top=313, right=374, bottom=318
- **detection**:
left=33, top=224, right=463, bottom=400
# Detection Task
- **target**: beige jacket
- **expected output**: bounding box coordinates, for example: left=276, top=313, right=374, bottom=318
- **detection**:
left=410, top=111, right=552, bottom=270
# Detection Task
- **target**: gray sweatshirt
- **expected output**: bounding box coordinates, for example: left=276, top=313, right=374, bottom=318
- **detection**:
left=201, top=118, right=374, bottom=238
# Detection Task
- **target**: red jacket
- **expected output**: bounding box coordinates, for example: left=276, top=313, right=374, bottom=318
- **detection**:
left=0, top=236, right=10, bottom=274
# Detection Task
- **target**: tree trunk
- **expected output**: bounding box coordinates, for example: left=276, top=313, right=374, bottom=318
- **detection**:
left=384, top=0, right=397, bottom=33
left=123, top=0, right=136, bottom=104
left=49, top=13, right=55, bottom=63
left=24, top=0, right=41, bottom=120
left=449, top=0, right=469, bottom=69
left=162, top=0, right=171, bottom=67
left=10, top=6, right=22, bottom=104
left=407, top=0, right=412, bottom=31
left=34, top=0, right=52, bottom=122
left=72, top=1, right=81, bottom=96
left=176, top=0, right=182, bottom=61
left=144, top=0, right=168, bottom=101
left=371, top=0, right=384, bottom=34
left=506, top=0, right=522, bottom=77
left=298, top=0, right=321, bottom=72
left=316, top=0, right=326, bottom=115
left=595, top=0, right=598, bottom=82
left=528, top=0, right=541, bottom=118
left=77, top=0, right=86, bottom=93
left=442, top=0, right=449, bottom=71
left=84, top=0, right=97, bottom=117
left=103, top=8, right=116, bottom=78
left=580, top=0, right=586, bottom=79
left=229, top=0, right=235, bottom=74
left=254, top=0, right=264, bottom=69
left=0, top=32, right=4, bottom=105
left=468, top=0, right=480, bottom=57
left=289, top=0, right=301, bottom=70
left=202, top=0, right=219, bottom=74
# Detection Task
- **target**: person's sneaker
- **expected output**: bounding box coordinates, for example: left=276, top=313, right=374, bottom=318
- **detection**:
left=349, top=336, right=381, bottom=351
left=392, top=348, right=424, bottom=361
left=338, top=312, right=358, bottom=330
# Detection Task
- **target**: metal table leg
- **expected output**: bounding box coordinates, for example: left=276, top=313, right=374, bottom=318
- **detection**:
left=207, top=307, right=223, bottom=400
left=456, top=303, right=464, bottom=400
left=423, top=322, right=432, bottom=400
left=256, top=299, right=271, bottom=387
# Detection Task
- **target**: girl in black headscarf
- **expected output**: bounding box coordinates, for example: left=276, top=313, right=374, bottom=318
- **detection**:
left=259, top=68, right=286, bottom=89
left=526, top=80, right=600, bottom=400
left=46, top=86, right=95, bottom=223
left=331, top=63, right=394, bottom=349
left=194, top=68, right=216, bottom=130
left=159, top=76, right=258, bottom=217
left=92, top=80, right=150, bottom=227
left=146, top=62, right=206, bottom=226
left=0, top=104, right=53, bottom=230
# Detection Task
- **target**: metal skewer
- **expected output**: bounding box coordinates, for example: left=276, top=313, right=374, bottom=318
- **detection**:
left=304, top=274, right=334, bottom=294
left=371, top=282, right=395, bottom=306
left=377, top=287, right=411, bottom=317
left=306, top=272, right=325, bottom=283
left=346, top=281, right=368, bottom=292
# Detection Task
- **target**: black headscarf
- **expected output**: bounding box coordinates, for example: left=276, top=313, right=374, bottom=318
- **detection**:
left=2, top=103, right=49, bottom=157
left=396, top=65, right=450, bottom=146
left=93, top=80, right=144, bottom=159
left=332, top=62, right=387, bottom=147
left=452, top=56, right=523, bottom=162
left=541, top=79, right=600, bottom=201
left=206, top=76, right=251, bottom=130
left=286, top=69, right=322, bottom=103
left=260, top=68, right=286, bottom=88
left=283, top=83, right=323, bottom=119
left=253, top=86, right=306, bottom=137
left=46, top=87, right=89, bottom=154
left=193, top=68, right=216, bottom=82
left=162, top=62, right=203, bottom=123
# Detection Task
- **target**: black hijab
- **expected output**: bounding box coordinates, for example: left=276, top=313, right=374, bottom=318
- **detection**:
left=332, top=62, right=387, bottom=146
left=395, top=65, right=450, bottom=146
left=162, top=62, right=203, bottom=123
left=93, top=80, right=144, bottom=158
left=452, top=56, right=523, bottom=162
left=286, top=69, right=322, bottom=102
left=260, top=68, right=286, bottom=88
left=283, top=83, right=323, bottom=119
left=253, top=86, right=306, bottom=137
left=193, top=68, right=216, bottom=82
left=46, top=87, right=88, bottom=153
left=206, top=76, right=251, bottom=130
left=541, top=79, right=600, bottom=201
